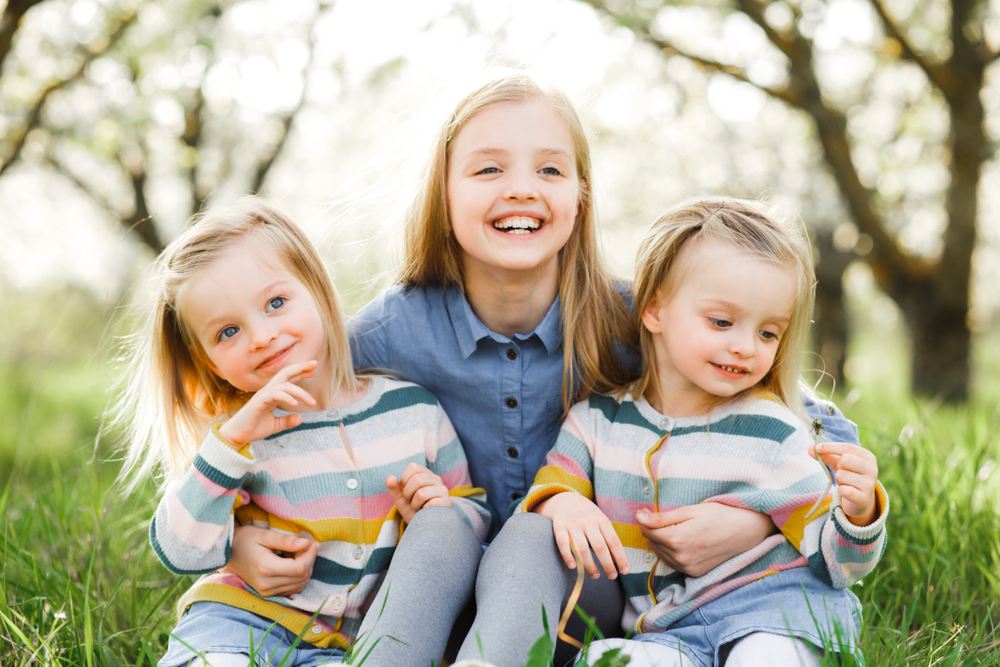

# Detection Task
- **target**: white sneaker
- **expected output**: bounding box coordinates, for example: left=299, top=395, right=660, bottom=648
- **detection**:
left=583, top=638, right=692, bottom=667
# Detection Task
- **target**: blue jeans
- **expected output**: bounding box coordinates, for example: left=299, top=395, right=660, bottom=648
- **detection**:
left=158, top=602, right=345, bottom=667
left=631, top=568, right=862, bottom=667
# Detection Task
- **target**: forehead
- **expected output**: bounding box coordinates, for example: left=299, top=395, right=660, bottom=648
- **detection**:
left=177, top=241, right=290, bottom=319
left=670, top=237, right=797, bottom=308
left=451, top=99, right=576, bottom=160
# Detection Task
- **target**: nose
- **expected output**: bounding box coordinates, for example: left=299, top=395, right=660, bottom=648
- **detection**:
left=728, top=327, right=756, bottom=358
left=503, top=167, right=538, bottom=201
left=248, top=320, right=278, bottom=351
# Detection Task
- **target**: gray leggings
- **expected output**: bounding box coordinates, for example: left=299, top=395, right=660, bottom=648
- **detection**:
left=456, top=512, right=626, bottom=667
left=355, top=506, right=483, bottom=667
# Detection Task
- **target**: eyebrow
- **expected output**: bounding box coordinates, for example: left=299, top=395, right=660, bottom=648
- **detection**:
left=198, top=280, right=289, bottom=334
left=464, top=147, right=572, bottom=160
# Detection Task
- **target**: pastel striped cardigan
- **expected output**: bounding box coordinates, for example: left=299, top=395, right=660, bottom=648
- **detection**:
left=515, top=392, right=889, bottom=634
left=150, top=376, right=492, bottom=649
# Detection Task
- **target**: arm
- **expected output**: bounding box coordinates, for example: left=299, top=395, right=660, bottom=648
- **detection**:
left=386, top=401, right=493, bottom=540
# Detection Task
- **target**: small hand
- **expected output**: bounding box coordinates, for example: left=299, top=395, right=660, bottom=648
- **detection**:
left=534, top=493, right=629, bottom=580
left=635, top=503, right=776, bottom=578
left=224, top=524, right=317, bottom=597
left=219, top=361, right=318, bottom=446
left=809, top=441, right=879, bottom=526
left=385, top=462, right=452, bottom=524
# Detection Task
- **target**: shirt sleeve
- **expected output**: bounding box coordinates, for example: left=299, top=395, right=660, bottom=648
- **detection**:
left=513, top=400, right=597, bottom=516
left=423, top=403, right=494, bottom=541
left=740, top=425, right=889, bottom=589
left=348, top=293, right=391, bottom=373
left=803, top=392, right=860, bottom=446
left=148, top=426, right=255, bottom=575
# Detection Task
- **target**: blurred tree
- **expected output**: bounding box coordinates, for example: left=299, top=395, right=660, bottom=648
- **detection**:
left=586, top=0, right=996, bottom=400
left=0, top=0, right=329, bottom=255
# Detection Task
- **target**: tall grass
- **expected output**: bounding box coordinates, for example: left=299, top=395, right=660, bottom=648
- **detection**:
left=2, top=354, right=999, bottom=665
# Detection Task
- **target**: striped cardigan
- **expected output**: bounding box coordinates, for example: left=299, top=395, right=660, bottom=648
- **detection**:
left=515, top=392, right=888, bottom=634
left=150, top=376, right=492, bottom=649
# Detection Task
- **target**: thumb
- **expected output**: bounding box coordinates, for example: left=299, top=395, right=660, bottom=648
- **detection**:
left=635, top=509, right=671, bottom=528
left=272, top=413, right=303, bottom=435
left=257, top=530, right=311, bottom=554
left=807, top=443, right=817, bottom=460
left=386, top=476, right=405, bottom=504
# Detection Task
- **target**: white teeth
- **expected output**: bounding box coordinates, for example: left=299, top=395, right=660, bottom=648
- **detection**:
left=719, top=365, right=746, bottom=373
left=493, top=216, right=540, bottom=233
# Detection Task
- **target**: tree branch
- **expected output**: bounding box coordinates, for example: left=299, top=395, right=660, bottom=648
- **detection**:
left=0, top=0, right=46, bottom=73
left=867, top=0, right=952, bottom=95
left=0, top=6, right=141, bottom=177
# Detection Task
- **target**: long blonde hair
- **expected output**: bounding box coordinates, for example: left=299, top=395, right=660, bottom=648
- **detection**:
left=398, top=72, right=637, bottom=408
left=632, top=197, right=815, bottom=421
left=115, top=197, right=359, bottom=491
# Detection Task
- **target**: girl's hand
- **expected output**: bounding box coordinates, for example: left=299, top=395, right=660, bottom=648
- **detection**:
left=534, top=493, right=630, bottom=580
left=809, top=441, right=879, bottom=526
left=218, top=361, right=318, bottom=446
left=223, top=524, right=317, bottom=597
left=385, top=462, right=452, bottom=524
left=635, top=504, right=776, bottom=578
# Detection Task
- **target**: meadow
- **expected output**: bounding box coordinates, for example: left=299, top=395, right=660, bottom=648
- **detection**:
left=1, top=291, right=999, bottom=666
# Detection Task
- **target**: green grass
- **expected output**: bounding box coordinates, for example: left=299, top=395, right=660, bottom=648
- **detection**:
left=2, top=355, right=999, bottom=665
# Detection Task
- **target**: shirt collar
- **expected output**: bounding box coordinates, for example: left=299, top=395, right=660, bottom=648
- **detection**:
left=446, top=287, right=564, bottom=359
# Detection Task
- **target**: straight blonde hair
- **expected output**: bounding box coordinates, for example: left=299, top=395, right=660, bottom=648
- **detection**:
left=632, top=197, right=816, bottom=421
left=115, top=197, right=359, bottom=491
left=398, top=72, right=637, bottom=408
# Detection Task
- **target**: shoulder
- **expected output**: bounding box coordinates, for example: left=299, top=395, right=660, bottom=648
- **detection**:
left=372, top=376, right=442, bottom=407
left=612, top=279, right=635, bottom=312
left=350, top=284, right=450, bottom=325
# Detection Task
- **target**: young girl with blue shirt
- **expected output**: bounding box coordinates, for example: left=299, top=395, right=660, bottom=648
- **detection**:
left=224, top=73, right=865, bottom=665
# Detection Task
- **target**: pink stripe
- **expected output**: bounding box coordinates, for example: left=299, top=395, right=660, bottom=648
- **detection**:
left=547, top=452, right=590, bottom=481
left=594, top=496, right=655, bottom=523
left=835, top=533, right=880, bottom=553
left=439, top=463, right=472, bottom=488
left=687, top=559, right=808, bottom=610
left=254, top=494, right=363, bottom=521
left=192, top=467, right=235, bottom=498
left=703, top=495, right=754, bottom=511
left=163, top=493, right=231, bottom=550
left=769, top=493, right=825, bottom=526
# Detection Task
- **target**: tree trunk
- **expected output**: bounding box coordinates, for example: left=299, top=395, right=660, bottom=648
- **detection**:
left=901, top=281, right=970, bottom=401
left=812, top=230, right=852, bottom=390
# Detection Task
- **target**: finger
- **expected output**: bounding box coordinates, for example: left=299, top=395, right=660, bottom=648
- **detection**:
left=276, top=360, right=319, bottom=383
left=645, top=541, right=674, bottom=568
left=272, top=413, right=303, bottom=434
left=637, top=507, right=689, bottom=529
left=834, top=469, right=875, bottom=492
left=254, top=530, right=312, bottom=554
left=278, top=383, right=317, bottom=407
left=553, top=529, right=578, bottom=570
left=815, top=442, right=865, bottom=457
left=835, top=451, right=877, bottom=476
left=572, top=529, right=601, bottom=579
left=399, top=462, right=431, bottom=485
left=601, top=523, right=630, bottom=575
left=585, top=525, right=618, bottom=579
left=423, top=496, right=452, bottom=509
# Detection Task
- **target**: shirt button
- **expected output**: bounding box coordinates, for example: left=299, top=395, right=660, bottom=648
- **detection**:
left=311, top=625, right=322, bottom=635
left=506, top=397, right=518, bottom=408
left=511, top=492, right=523, bottom=501
left=328, top=409, right=340, bottom=419
left=644, top=552, right=654, bottom=563
left=332, top=597, right=342, bottom=611
left=507, top=348, right=518, bottom=360
left=353, top=545, right=363, bottom=559
left=659, top=418, right=672, bottom=430
left=347, top=477, right=358, bottom=490
left=507, top=447, right=519, bottom=458
left=643, top=484, right=650, bottom=495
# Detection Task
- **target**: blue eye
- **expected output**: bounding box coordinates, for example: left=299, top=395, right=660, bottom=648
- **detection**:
left=708, top=318, right=732, bottom=329
left=476, top=166, right=500, bottom=175
left=540, top=166, right=562, bottom=176
left=218, top=326, right=239, bottom=342
left=267, top=297, right=286, bottom=312
left=760, top=330, right=780, bottom=341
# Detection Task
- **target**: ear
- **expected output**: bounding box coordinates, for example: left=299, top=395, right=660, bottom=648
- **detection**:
left=641, top=290, right=665, bottom=334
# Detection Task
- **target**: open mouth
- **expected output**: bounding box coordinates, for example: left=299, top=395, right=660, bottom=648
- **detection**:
left=493, top=216, right=541, bottom=234
left=713, top=363, right=748, bottom=375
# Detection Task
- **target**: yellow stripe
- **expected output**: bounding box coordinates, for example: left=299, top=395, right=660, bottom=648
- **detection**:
left=612, top=522, right=650, bottom=550
left=234, top=504, right=398, bottom=544
left=448, top=485, right=486, bottom=499
left=532, top=466, right=594, bottom=499
left=177, top=583, right=350, bottom=650
left=782, top=497, right=832, bottom=550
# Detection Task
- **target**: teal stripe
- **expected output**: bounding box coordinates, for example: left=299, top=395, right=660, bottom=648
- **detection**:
left=550, top=430, right=594, bottom=479
left=176, top=475, right=232, bottom=526
left=312, top=554, right=365, bottom=586
left=148, top=519, right=226, bottom=576
left=672, top=413, right=796, bottom=442
left=193, top=454, right=243, bottom=489
left=807, top=550, right=834, bottom=587
left=833, top=519, right=883, bottom=546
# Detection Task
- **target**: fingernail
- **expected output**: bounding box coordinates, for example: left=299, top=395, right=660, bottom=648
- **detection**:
left=622, top=567, right=630, bottom=574
left=636, top=510, right=648, bottom=520
left=293, top=538, right=307, bottom=548
left=592, top=573, right=601, bottom=580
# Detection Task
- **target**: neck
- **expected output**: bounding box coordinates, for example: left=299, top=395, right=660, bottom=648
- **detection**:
left=462, top=261, right=560, bottom=338
left=297, top=368, right=368, bottom=412
left=644, top=377, right=727, bottom=419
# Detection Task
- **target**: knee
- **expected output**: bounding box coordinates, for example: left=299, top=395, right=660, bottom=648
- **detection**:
left=476, top=513, right=562, bottom=581
left=405, top=507, right=483, bottom=561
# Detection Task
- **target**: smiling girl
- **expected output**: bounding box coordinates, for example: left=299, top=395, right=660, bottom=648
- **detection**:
left=117, top=199, right=491, bottom=667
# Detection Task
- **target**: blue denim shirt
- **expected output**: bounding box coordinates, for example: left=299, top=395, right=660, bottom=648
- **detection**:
left=348, top=284, right=859, bottom=534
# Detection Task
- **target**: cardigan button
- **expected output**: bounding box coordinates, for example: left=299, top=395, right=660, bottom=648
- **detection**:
left=332, top=597, right=342, bottom=611
left=644, top=552, right=654, bottom=563
left=353, top=545, right=364, bottom=559
left=347, top=478, right=358, bottom=490
left=311, top=625, right=322, bottom=634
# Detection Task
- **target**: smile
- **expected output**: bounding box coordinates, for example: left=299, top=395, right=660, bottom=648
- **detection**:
left=493, top=216, right=541, bottom=234
left=713, top=363, right=748, bottom=374
left=258, top=345, right=292, bottom=370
